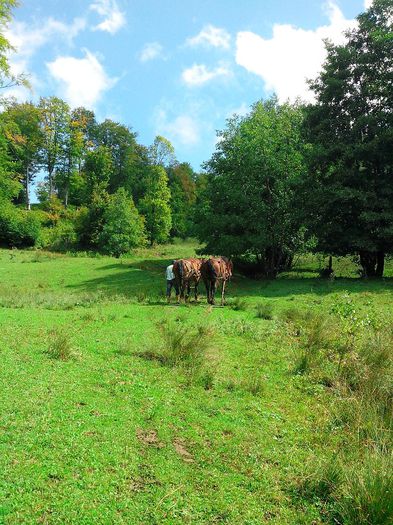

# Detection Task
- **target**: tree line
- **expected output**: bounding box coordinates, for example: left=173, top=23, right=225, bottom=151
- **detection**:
left=0, top=95, right=199, bottom=254
left=0, top=0, right=392, bottom=275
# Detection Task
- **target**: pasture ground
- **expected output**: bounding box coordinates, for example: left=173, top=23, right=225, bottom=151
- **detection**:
left=0, top=242, right=392, bottom=524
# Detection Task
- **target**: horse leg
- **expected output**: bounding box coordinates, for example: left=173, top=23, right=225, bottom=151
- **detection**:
left=221, top=280, right=227, bottom=306
left=195, top=282, right=199, bottom=302
left=205, top=280, right=210, bottom=304
left=211, top=280, right=216, bottom=305
left=186, top=282, right=191, bottom=302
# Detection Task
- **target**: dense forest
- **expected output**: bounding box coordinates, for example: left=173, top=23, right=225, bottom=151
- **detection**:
left=0, top=0, right=392, bottom=275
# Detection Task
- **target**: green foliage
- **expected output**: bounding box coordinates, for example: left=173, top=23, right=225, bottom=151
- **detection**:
left=46, top=220, right=78, bottom=251
left=38, top=97, right=71, bottom=196
left=139, top=165, right=172, bottom=244
left=0, top=200, right=40, bottom=247
left=97, top=188, right=146, bottom=257
left=83, top=146, right=113, bottom=201
left=1, top=101, right=43, bottom=208
left=196, top=97, right=307, bottom=277
left=148, top=135, right=176, bottom=167
left=167, top=162, right=196, bottom=238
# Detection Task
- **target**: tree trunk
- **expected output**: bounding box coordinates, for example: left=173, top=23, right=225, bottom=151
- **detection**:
left=328, top=255, right=333, bottom=273
left=359, top=250, right=377, bottom=277
left=64, top=186, right=69, bottom=209
left=375, top=251, right=385, bottom=278
left=25, top=166, right=30, bottom=210
left=49, top=169, right=54, bottom=196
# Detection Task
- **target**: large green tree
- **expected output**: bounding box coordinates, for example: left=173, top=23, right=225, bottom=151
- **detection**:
left=56, top=107, right=96, bottom=207
left=93, top=119, right=141, bottom=195
left=303, top=0, right=393, bottom=276
left=196, top=97, right=307, bottom=277
left=38, top=97, right=70, bottom=196
left=1, top=101, right=42, bottom=209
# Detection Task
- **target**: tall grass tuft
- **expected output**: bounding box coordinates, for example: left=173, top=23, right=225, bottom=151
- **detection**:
left=138, top=319, right=215, bottom=384
left=255, top=302, right=274, bottom=320
left=338, top=454, right=393, bottom=525
left=227, top=297, right=247, bottom=311
left=45, top=328, right=75, bottom=360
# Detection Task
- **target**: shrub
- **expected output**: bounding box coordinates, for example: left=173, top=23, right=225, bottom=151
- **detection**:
left=97, top=188, right=147, bottom=257
left=0, top=201, right=41, bottom=247
left=46, top=220, right=78, bottom=251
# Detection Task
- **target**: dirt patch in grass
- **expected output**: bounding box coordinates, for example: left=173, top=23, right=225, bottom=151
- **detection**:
left=136, top=428, right=165, bottom=448
left=173, top=438, right=194, bottom=463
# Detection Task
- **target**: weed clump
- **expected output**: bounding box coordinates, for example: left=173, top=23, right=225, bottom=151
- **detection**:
left=241, top=374, right=265, bottom=396
left=45, top=328, right=75, bottom=360
left=227, top=297, right=247, bottom=311
left=255, top=302, right=274, bottom=320
left=138, top=319, right=215, bottom=385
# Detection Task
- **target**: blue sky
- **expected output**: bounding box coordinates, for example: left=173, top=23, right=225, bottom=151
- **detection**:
left=4, top=0, right=370, bottom=173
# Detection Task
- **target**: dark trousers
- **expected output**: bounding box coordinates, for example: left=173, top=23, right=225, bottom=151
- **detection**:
left=166, top=279, right=179, bottom=297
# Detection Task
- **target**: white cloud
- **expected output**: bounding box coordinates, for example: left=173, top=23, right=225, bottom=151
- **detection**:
left=182, top=63, right=231, bottom=86
left=364, top=0, right=373, bottom=8
left=90, top=0, right=126, bottom=34
left=155, top=108, right=200, bottom=146
left=3, top=17, right=86, bottom=99
left=235, top=1, right=357, bottom=102
left=46, top=49, right=117, bottom=108
left=186, top=24, right=231, bottom=49
left=139, top=42, right=164, bottom=63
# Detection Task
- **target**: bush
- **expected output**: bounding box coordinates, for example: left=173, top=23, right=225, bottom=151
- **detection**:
left=0, top=201, right=41, bottom=247
left=97, top=188, right=146, bottom=257
left=46, top=220, right=78, bottom=251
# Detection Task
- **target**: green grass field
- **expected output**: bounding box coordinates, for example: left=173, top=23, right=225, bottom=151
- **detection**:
left=1, top=243, right=392, bottom=524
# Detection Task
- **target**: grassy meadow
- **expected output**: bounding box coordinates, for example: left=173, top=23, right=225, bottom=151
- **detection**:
left=0, top=242, right=392, bottom=524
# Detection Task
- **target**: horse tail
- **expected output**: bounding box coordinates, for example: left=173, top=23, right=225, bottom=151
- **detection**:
left=179, top=260, right=184, bottom=280
left=208, top=259, right=217, bottom=280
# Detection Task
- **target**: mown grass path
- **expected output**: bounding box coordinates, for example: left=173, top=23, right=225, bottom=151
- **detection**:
left=1, top=246, right=392, bottom=524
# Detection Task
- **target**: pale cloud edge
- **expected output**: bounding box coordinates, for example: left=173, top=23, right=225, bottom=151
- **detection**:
left=139, top=42, right=165, bottom=63
left=182, top=63, right=232, bottom=86
left=154, top=107, right=200, bottom=147
left=186, top=24, right=231, bottom=49
left=90, top=0, right=126, bottom=34
left=235, top=1, right=358, bottom=103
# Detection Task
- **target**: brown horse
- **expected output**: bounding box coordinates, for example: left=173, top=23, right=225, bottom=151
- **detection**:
left=201, top=257, right=233, bottom=305
left=173, top=258, right=204, bottom=302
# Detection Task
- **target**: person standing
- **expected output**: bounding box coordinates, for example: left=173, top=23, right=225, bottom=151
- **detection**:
left=166, top=260, right=179, bottom=303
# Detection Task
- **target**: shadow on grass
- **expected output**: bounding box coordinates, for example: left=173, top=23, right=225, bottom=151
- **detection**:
left=67, top=258, right=393, bottom=300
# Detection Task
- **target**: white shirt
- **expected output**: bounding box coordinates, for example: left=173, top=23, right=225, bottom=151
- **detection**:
left=166, top=265, right=175, bottom=280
